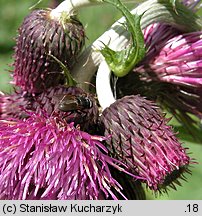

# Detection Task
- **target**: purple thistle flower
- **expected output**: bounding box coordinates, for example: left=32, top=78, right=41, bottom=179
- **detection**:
left=100, top=95, right=191, bottom=192
left=142, top=23, right=180, bottom=61
left=136, top=30, right=202, bottom=87
left=130, top=24, right=202, bottom=122
left=0, top=113, right=127, bottom=200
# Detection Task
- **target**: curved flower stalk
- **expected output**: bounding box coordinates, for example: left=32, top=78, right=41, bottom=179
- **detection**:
left=100, top=95, right=192, bottom=192
left=96, top=23, right=180, bottom=110
left=0, top=114, right=128, bottom=200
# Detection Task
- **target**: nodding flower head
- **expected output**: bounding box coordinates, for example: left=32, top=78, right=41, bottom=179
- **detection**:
left=136, top=29, right=202, bottom=88
left=0, top=113, right=128, bottom=200
left=131, top=23, right=202, bottom=122
left=100, top=95, right=192, bottom=192
left=13, top=9, right=85, bottom=93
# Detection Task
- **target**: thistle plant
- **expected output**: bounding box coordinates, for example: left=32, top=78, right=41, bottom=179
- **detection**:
left=0, top=0, right=202, bottom=200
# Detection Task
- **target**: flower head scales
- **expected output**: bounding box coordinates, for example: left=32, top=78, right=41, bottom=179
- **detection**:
left=13, top=9, right=85, bottom=93
left=100, top=95, right=191, bottom=192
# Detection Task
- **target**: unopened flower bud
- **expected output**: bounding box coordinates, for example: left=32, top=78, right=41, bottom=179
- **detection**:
left=13, top=9, right=85, bottom=93
left=100, top=95, right=191, bottom=191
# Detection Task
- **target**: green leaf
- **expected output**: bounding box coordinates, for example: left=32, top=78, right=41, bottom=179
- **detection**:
left=100, top=0, right=145, bottom=77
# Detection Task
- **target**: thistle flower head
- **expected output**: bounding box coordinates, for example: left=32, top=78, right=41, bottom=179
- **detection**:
left=0, top=113, right=125, bottom=200
left=142, top=23, right=180, bottom=61
left=13, top=9, right=85, bottom=93
left=136, top=30, right=202, bottom=87
left=100, top=95, right=191, bottom=192
left=131, top=23, right=202, bottom=122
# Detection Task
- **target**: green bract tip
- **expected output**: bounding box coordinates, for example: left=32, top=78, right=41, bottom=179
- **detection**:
left=48, top=54, right=77, bottom=87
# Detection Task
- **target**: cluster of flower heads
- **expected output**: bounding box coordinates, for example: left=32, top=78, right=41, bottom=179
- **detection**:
left=0, top=0, right=201, bottom=199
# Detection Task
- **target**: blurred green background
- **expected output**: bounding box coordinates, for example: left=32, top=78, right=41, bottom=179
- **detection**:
left=0, top=0, right=202, bottom=199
